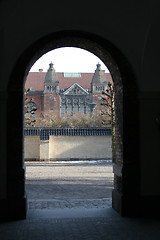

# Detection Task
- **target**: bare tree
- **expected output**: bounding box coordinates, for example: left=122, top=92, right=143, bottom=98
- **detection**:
left=24, top=89, right=37, bottom=127
left=101, top=82, right=115, bottom=159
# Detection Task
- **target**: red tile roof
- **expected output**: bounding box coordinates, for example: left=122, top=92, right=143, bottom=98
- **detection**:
left=25, top=72, right=112, bottom=91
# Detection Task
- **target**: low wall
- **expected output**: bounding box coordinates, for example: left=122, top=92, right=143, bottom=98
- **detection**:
left=24, top=136, right=40, bottom=160
left=40, top=140, right=49, bottom=161
left=49, top=135, right=112, bottom=160
left=24, top=127, right=112, bottom=161
left=24, top=135, right=112, bottom=161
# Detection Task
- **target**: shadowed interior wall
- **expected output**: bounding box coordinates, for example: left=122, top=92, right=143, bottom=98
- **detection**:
left=0, top=0, right=160, bottom=219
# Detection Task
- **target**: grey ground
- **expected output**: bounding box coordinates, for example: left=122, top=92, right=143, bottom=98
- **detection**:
left=1, top=160, right=160, bottom=240
left=25, top=160, right=113, bottom=209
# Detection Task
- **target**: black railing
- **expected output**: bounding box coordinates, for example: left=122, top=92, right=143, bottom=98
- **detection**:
left=24, top=127, right=112, bottom=140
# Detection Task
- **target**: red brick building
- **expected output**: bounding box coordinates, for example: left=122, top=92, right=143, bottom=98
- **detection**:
left=25, top=63, right=112, bottom=118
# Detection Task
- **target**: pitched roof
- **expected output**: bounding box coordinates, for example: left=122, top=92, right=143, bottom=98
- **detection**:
left=25, top=72, right=112, bottom=91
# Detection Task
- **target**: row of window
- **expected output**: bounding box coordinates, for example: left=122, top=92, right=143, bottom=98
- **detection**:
left=61, top=97, right=90, bottom=105
left=60, top=105, right=91, bottom=115
left=27, top=100, right=92, bottom=113
left=95, top=86, right=105, bottom=91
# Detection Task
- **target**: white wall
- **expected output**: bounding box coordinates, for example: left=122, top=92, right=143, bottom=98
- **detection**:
left=24, top=135, right=112, bottom=160
left=49, top=135, right=112, bottom=160
left=24, top=136, right=40, bottom=160
left=40, top=140, right=50, bottom=161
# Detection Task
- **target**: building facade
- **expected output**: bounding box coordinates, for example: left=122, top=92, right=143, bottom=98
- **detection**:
left=25, top=63, right=112, bottom=118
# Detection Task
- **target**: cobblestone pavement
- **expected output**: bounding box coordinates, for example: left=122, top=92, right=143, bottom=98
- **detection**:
left=25, top=160, right=113, bottom=209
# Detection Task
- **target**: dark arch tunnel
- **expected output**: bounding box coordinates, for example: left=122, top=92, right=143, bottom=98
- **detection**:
left=6, top=30, right=139, bottom=220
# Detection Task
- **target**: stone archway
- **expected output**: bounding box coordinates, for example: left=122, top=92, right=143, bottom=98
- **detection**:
left=7, top=31, right=139, bottom=219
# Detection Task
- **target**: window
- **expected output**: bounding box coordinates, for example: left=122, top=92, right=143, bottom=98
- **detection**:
left=79, top=105, right=85, bottom=113
left=64, top=73, right=81, bottom=77
left=73, top=105, right=78, bottom=113
left=50, top=96, right=54, bottom=110
left=61, top=105, right=66, bottom=115
left=74, top=98, right=79, bottom=104
left=67, top=99, right=72, bottom=104
left=67, top=105, right=72, bottom=113
left=86, top=106, right=91, bottom=114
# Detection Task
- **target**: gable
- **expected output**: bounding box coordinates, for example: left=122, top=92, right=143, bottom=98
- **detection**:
left=63, top=83, right=89, bottom=95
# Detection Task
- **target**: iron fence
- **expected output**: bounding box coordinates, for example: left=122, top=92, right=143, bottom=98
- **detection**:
left=24, top=127, right=112, bottom=140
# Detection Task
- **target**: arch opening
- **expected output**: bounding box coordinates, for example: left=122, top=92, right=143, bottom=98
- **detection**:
left=24, top=46, right=114, bottom=211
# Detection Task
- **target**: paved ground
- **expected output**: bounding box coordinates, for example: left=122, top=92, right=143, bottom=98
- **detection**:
left=2, top=208, right=160, bottom=240
left=3, top=208, right=160, bottom=240
left=25, top=160, right=113, bottom=209
left=1, top=161, right=160, bottom=239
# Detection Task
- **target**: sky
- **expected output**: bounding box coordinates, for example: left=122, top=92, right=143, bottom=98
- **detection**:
left=29, top=47, right=109, bottom=73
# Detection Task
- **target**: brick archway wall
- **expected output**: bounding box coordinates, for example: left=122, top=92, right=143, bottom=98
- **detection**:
left=7, top=31, right=139, bottom=219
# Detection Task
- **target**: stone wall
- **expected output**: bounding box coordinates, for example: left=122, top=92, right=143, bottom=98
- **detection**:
left=24, top=135, right=112, bottom=161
